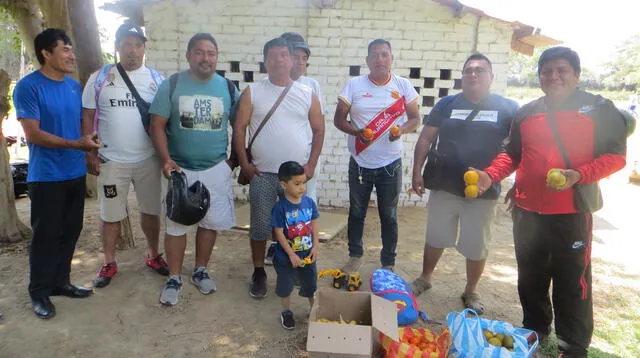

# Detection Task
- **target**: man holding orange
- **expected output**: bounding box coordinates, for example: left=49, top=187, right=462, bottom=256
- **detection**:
left=410, top=54, right=518, bottom=314
left=334, top=39, right=420, bottom=273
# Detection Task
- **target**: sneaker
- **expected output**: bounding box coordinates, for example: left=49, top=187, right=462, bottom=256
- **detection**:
left=191, top=267, right=216, bottom=294
left=341, top=257, right=362, bottom=273
left=281, top=309, right=295, bottom=330
left=264, top=242, right=276, bottom=266
left=249, top=269, right=267, bottom=298
left=159, top=276, right=182, bottom=306
left=146, top=253, right=170, bottom=276
left=94, top=262, right=118, bottom=288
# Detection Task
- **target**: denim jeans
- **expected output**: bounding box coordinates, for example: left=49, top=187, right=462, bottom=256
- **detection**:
left=347, top=157, right=402, bottom=267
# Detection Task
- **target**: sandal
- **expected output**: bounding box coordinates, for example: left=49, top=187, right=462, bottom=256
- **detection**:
left=461, top=292, right=485, bottom=315
left=410, top=278, right=432, bottom=297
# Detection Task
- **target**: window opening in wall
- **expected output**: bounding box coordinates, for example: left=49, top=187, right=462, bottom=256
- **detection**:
left=422, top=96, right=435, bottom=107
left=424, top=77, right=435, bottom=88
left=414, top=87, right=420, bottom=94
left=216, top=70, right=226, bottom=77
left=232, top=80, right=240, bottom=88
left=439, top=69, right=451, bottom=80
left=409, top=67, right=421, bottom=79
left=259, top=62, right=266, bottom=73
left=453, top=79, right=462, bottom=90
left=349, top=65, right=360, bottom=76
left=230, top=61, right=240, bottom=73
left=438, top=88, right=449, bottom=98
left=243, top=71, right=254, bottom=83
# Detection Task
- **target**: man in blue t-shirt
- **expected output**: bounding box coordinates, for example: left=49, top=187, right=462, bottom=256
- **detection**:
left=269, top=161, right=320, bottom=330
left=149, top=33, right=240, bottom=306
left=13, top=29, right=101, bottom=319
left=409, top=54, right=519, bottom=314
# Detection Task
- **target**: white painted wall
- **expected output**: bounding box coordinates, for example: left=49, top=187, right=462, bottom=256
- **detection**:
left=142, top=0, right=513, bottom=207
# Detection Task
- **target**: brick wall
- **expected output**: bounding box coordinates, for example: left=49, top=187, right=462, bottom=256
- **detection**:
left=142, top=0, right=513, bottom=207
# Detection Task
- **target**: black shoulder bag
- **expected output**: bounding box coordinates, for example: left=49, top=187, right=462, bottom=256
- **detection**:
left=116, top=63, right=152, bottom=135
left=422, top=108, right=480, bottom=196
left=546, top=110, right=603, bottom=213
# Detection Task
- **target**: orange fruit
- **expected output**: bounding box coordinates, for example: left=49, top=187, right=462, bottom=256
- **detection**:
left=362, top=128, right=374, bottom=140
left=463, top=170, right=479, bottom=185
left=418, top=342, right=428, bottom=351
left=464, top=184, right=479, bottom=198
left=390, top=125, right=401, bottom=136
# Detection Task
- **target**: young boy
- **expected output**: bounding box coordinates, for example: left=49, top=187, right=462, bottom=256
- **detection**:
left=270, top=161, right=320, bottom=330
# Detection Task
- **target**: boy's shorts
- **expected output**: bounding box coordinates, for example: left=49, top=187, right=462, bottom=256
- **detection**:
left=273, top=250, right=317, bottom=298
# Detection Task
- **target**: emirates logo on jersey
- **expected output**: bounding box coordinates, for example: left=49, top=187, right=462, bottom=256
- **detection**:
left=390, top=90, right=400, bottom=99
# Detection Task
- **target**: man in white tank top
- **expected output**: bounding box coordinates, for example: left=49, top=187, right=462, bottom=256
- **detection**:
left=280, top=32, right=327, bottom=203
left=334, top=39, right=421, bottom=273
left=234, top=38, right=324, bottom=298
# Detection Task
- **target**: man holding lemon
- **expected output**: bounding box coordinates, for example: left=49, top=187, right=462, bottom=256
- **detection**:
left=473, top=47, right=627, bottom=357
left=410, top=53, right=518, bottom=314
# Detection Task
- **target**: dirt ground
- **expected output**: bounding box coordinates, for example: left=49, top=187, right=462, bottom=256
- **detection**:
left=1, top=171, right=639, bottom=357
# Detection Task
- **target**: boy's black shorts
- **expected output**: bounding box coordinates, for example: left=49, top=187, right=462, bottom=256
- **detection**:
left=273, top=251, right=317, bottom=298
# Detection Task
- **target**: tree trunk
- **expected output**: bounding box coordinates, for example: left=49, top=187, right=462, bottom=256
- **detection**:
left=0, top=69, right=31, bottom=243
left=67, top=0, right=102, bottom=86
left=37, top=0, right=68, bottom=31
left=3, top=0, right=43, bottom=64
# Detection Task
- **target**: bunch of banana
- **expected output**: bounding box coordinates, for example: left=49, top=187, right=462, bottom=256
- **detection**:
left=316, top=314, right=357, bottom=325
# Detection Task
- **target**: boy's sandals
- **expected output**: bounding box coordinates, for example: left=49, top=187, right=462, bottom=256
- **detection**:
left=410, top=277, right=432, bottom=297
left=461, top=292, right=485, bottom=315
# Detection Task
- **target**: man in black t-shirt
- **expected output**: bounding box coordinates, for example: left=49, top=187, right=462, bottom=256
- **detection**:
left=409, top=54, right=519, bottom=314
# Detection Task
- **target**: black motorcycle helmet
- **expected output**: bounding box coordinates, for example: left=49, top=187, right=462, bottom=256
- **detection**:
left=618, top=108, right=636, bottom=138
left=166, top=171, right=210, bottom=226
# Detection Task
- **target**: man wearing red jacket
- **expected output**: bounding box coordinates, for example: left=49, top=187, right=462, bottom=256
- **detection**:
left=474, top=47, right=627, bottom=357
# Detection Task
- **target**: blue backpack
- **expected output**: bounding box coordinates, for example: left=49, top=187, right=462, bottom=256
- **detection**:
left=370, top=268, right=428, bottom=325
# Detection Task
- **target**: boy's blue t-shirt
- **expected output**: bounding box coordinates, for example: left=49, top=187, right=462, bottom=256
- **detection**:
left=149, top=71, right=240, bottom=171
left=270, top=195, right=320, bottom=257
left=13, top=71, right=86, bottom=182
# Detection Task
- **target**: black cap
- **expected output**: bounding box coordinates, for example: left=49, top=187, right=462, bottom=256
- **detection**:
left=115, top=23, right=147, bottom=44
left=280, top=32, right=310, bottom=56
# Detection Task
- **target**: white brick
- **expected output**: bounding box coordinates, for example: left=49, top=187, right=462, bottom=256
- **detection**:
left=433, top=41, right=457, bottom=51
left=341, top=10, right=363, bottom=19
left=243, top=26, right=264, bottom=35
left=351, top=1, right=374, bottom=10
left=310, top=17, right=330, bottom=27
left=374, top=2, right=396, bottom=11
left=223, top=25, right=243, bottom=33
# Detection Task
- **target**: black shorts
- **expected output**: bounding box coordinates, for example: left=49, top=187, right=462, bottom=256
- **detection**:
left=273, top=251, right=317, bottom=298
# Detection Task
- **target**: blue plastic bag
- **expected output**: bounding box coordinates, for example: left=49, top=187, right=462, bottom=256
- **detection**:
left=370, top=269, right=427, bottom=325
left=447, top=308, right=538, bottom=358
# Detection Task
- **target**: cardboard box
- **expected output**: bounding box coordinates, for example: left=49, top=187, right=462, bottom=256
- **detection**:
left=307, top=288, right=399, bottom=357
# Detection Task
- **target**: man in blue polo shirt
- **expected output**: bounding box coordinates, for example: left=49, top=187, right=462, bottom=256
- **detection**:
left=14, top=28, right=101, bottom=319
left=410, top=54, right=518, bottom=314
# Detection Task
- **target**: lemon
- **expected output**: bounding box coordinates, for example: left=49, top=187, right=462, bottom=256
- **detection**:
left=483, top=330, right=494, bottom=340
left=464, top=170, right=479, bottom=185
left=546, top=169, right=567, bottom=188
left=464, top=184, right=479, bottom=198
left=495, top=333, right=505, bottom=343
left=488, top=337, right=501, bottom=346
left=503, top=335, right=514, bottom=349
